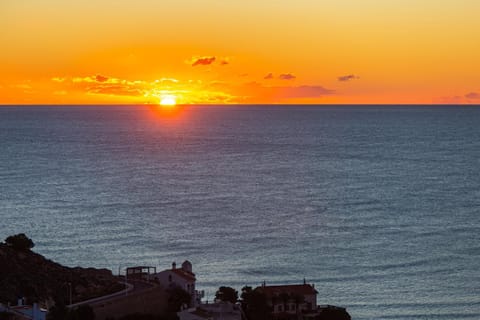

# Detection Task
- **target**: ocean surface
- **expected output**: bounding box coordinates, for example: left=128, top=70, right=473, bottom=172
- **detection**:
left=1, top=105, right=479, bottom=319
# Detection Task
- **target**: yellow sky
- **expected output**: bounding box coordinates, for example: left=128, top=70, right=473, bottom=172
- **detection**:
left=1, top=0, right=480, bottom=104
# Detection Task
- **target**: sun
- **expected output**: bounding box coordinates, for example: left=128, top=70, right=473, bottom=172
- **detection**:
left=160, top=95, right=177, bottom=106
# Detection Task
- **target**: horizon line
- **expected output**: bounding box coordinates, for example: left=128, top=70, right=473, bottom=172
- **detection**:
left=1, top=103, right=480, bottom=107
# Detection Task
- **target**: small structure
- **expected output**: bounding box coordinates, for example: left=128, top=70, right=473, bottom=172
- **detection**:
left=254, top=282, right=349, bottom=320
left=152, top=261, right=203, bottom=307
left=177, top=301, right=241, bottom=320
left=126, top=266, right=157, bottom=280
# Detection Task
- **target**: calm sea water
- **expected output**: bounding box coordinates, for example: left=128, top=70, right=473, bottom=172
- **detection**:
left=1, top=105, right=479, bottom=319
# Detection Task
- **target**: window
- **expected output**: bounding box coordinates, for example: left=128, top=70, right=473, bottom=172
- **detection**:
left=285, top=305, right=289, bottom=311
left=168, top=275, right=172, bottom=282
left=278, top=305, right=283, bottom=312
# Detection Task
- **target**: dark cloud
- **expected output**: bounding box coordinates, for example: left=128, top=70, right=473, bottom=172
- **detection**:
left=95, top=74, right=109, bottom=82
left=465, top=92, right=480, bottom=100
left=192, top=56, right=216, bottom=66
left=264, top=73, right=274, bottom=80
left=220, top=60, right=229, bottom=65
left=279, top=73, right=296, bottom=80
left=338, top=74, right=359, bottom=82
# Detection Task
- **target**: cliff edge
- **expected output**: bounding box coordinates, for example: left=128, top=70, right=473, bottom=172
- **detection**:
left=0, top=240, right=123, bottom=306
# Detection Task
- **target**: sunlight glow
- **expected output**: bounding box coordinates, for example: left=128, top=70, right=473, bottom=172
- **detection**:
left=160, top=95, right=177, bottom=106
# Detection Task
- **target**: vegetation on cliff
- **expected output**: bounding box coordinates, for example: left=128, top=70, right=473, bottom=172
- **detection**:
left=0, top=234, right=123, bottom=306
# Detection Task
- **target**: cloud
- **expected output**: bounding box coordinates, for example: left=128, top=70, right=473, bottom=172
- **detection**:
left=154, top=78, right=180, bottom=85
left=51, top=77, right=66, bottom=83
left=53, top=74, right=148, bottom=98
left=220, top=58, right=229, bottom=65
left=95, top=74, right=109, bottom=82
left=279, top=73, right=296, bottom=80
left=264, top=73, right=274, bottom=80
left=191, top=56, right=216, bottom=66
left=87, top=85, right=143, bottom=96
left=11, top=84, right=32, bottom=89
left=237, top=82, right=334, bottom=103
left=49, top=73, right=334, bottom=104
left=438, top=92, right=480, bottom=103
left=338, top=74, right=359, bottom=82
left=274, top=85, right=333, bottom=99
left=465, top=92, right=480, bottom=100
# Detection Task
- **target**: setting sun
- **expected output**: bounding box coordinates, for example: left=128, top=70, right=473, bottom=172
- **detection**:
left=159, top=95, right=177, bottom=106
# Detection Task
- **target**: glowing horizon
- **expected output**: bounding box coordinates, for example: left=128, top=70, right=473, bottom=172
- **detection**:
left=2, top=0, right=480, bottom=105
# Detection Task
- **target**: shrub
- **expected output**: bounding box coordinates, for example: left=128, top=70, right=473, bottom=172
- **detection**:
left=4, top=233, right=35, bottom=251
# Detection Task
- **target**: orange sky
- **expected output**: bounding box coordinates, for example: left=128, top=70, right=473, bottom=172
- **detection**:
left=1, top=0, right=480, bottom=104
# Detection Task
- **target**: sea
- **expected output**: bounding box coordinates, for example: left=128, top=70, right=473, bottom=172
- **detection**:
left=0, top=105, right=479, bottom=319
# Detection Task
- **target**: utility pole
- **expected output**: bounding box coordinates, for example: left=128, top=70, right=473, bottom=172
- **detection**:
left=65, top=282, right=72, bottom=306
left=125, top=271, right=128, bottom=296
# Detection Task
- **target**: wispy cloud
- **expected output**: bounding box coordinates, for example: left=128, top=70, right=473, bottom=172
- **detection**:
left=465, top=92, right=480, bottom=100
left=191, top=56, right=216, bottom=66
left=237, top=82, right=334, bottom=103
left=10, top=84, right=32, bottom=89
left=87, top=85, right=143, bottom=96
left=50, top=73, right=239, bottom=103
left=338, top=74, right=359, bottom=82
left=95, top=74, right=109, bottom=83
left=264, top=73, right=274, bottom=80
left=50, top=73, right=334, bottom=104
left=271, top=85, right=333, bottom=99
left=437, top=91, right=480, bottom=104
left=51, top=77, right=66, bottom=83
left=279, top=73, right=296, bottom=80
left=54, top=74, right=147, bottom=98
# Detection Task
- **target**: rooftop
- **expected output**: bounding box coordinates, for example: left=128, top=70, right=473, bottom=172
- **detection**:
left=259, top=284, right=318, bottom=296
left=171, top=268, right=196, bottom=281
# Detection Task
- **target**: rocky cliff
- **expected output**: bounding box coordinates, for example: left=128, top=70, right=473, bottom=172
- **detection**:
left=0, top=243, right=123, bottom=306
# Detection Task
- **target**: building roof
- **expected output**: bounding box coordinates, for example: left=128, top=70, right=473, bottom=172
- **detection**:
left=171, top=268, right=196, bottom=281
left=258, top=284, right=318, bottom=296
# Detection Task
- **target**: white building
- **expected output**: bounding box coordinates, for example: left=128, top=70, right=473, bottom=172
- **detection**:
left=177, top=301, right=242, bottom=320
left=152, top=260, right=203, bottom=307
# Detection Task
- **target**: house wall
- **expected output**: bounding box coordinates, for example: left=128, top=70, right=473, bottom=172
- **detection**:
left=304, top=294, right=316, bottom=310
left=154, top=271, right=195, bottom=293
left=153, top=270, right=197, bottom=306
left=270, top=293, right=317, bottom=314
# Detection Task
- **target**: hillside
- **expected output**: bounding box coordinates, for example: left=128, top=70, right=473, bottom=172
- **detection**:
left=0, top=242, right=124, bottom=306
